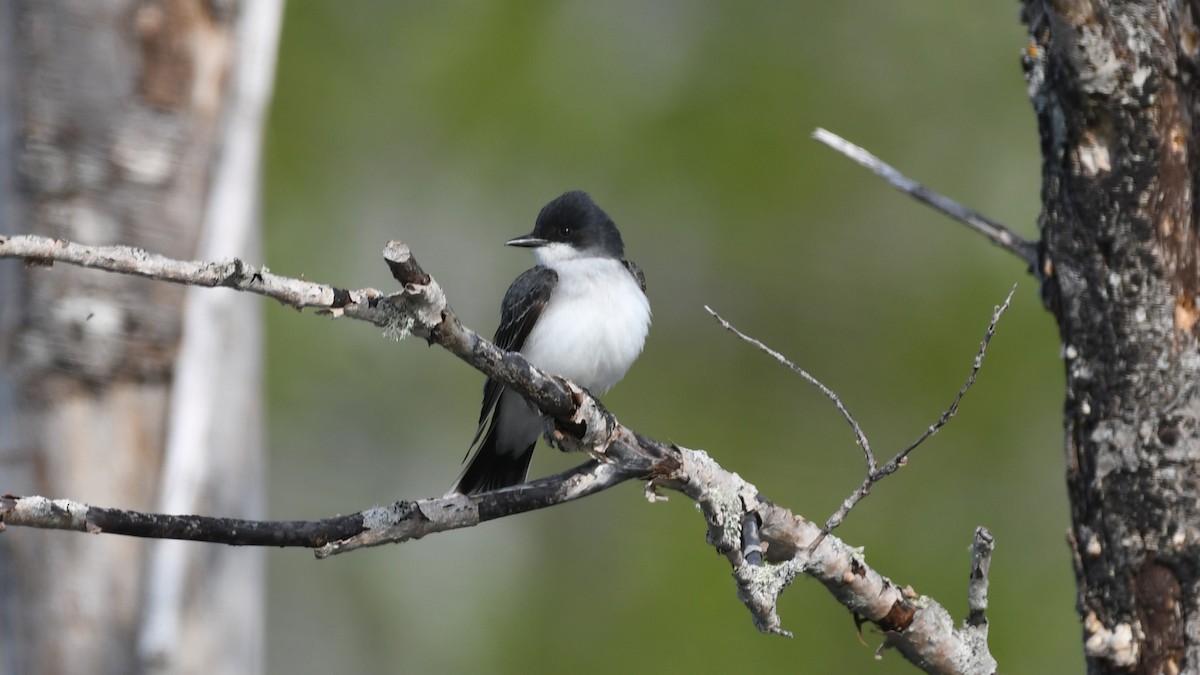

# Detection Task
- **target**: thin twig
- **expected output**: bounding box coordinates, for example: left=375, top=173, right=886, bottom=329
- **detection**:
left=812, top=128, right=1038, bottom=270
left=705, top=306, right=875, bottom=469
left=816, top=285, right=1017, bottom=544
left=890, top=285, right=1015, bottom=465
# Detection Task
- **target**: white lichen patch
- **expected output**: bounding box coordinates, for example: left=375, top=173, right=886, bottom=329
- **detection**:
left=1077, top=25, right=1122, bottom=96
left=681, top=448, right=759, bottom=552
left=49, top=497, right=90, bottom=522
left=1076, top=132, right=1112, bottom=176
left=735, top=558, right=804, bottom=636
left=1084, top=612, right=1139, bottom=668
left=1171, top=528, right=1187, bottom=549
left=1131, top=66, right=1152, bottom=90
left=1090, top=421, right=1140, bottom=483
left=381, top=314, right=415, bottom=342
left=10, top=496, right=89, bottom=529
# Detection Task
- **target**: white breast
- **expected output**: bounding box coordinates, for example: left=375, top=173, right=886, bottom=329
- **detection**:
left=519, top=257, right=651, bottom=393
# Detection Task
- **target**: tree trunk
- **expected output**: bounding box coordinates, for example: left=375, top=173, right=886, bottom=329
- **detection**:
left=0, top=2, right=281, bottom=673
left=1022, top=2, right=1200, bottom=672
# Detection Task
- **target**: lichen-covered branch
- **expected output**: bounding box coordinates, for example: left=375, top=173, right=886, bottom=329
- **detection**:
left=0, top=234, right=390, bottom=321
left=0, top=234, right=997, bottom=672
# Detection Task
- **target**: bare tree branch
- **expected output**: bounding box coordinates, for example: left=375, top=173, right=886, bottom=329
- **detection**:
left=707, top=286, right=1015, bottom=551
left=0, top=493, right=366, bottom=547
left=813, top=128, right=1038, bottom=270
left=0, top=459, right=636, bottom=553
left=0, top=233, right=390, bottom=321
left=0, top=233, right=998, bottom=673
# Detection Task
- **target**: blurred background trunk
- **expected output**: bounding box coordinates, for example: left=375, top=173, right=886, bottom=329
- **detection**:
left=0, top=2, right=281, bottom=673
left=1022, top=2, right=1200, bottom=672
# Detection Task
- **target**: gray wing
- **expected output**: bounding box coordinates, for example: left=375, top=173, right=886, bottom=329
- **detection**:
left=622, top=259, right=647, bottom=292
left=470, top=266, right=558, bottom=446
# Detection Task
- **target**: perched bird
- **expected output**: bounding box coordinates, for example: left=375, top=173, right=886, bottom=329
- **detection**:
left=450, top=191, right=651, bottom=495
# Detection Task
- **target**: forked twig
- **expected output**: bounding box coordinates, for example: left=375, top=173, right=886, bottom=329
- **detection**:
left=708, top=285, right=1016, bottom=548
left=816, top=286, right=1015, bottom=544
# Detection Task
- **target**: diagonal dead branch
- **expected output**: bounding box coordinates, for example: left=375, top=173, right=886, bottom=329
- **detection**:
left=0, top=234, right=998, bottom=673
left=812, top=128, right=1038, bottom=270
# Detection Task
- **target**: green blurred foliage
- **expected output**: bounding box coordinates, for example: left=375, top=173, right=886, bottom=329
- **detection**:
left=263, top=2, right=1075, bottom=672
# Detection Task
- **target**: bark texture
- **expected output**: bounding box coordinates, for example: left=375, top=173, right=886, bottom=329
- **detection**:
left=0, top=2, right=279, bottom=673
left=1022, top=2, right=1200, bottom=672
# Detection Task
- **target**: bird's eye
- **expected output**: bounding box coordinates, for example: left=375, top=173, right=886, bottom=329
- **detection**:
left=559, top=225, right=572, bottom=237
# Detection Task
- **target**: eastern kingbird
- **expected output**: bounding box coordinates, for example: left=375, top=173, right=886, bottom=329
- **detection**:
left=450, top=191, right=651, bottom=495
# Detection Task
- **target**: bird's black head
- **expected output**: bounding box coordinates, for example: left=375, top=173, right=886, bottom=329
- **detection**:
left=507, top=191, right=625, bottom=261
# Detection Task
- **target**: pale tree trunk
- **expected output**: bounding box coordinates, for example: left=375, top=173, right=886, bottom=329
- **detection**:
left=0, top=2, right=281, bottom=674
left=1021, top=2, right=1200, bottom=672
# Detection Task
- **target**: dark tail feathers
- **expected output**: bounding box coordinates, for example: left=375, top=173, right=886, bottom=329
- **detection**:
left=450, top=436, right=535, bottom=495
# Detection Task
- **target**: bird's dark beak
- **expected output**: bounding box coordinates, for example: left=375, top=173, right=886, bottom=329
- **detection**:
left=505, top=234, right=548, bottom=248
